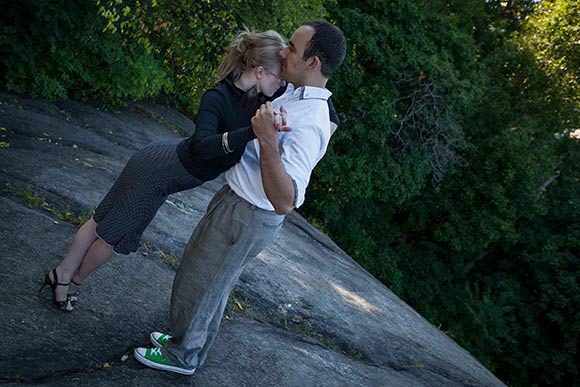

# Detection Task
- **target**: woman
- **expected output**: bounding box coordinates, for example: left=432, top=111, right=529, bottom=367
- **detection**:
left=40, top=29, right=337, bottom=312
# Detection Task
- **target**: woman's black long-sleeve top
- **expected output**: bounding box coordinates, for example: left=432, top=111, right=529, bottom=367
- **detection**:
left=176, top=76, right=338, bottom=182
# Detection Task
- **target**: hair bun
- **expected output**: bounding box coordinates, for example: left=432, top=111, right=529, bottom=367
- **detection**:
left=235, top=31, right=251, bottom=53
left=215, top=28, right=284, bottom=85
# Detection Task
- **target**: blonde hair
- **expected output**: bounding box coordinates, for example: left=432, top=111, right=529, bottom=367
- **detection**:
left=216, top=29, right=285, bottom=83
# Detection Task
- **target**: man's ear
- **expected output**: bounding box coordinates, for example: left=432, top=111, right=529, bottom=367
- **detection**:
left=306, top=56, right=321, bottom=72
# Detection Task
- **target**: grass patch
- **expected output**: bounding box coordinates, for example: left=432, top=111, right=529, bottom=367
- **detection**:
left=134, top=106, right=189, bottom=136
left=13, top=186, right=47, bottom=208
left=10, top=185, right=94, bottom=226
left=47, top=205, right=95, bottom=227
left=224, top=290, right=249, bottom=320
left=140, top=241, right=180, bottom=269
left=287, top=320, right=362, bottom=360
left=158, top=120, right=188, bottom=136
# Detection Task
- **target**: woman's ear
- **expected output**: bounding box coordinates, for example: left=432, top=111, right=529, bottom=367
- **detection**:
left=255, top=66, right=264, bottom=79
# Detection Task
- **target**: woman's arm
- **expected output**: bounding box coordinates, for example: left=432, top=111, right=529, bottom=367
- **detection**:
left=189, top=90, right=255, bottom=160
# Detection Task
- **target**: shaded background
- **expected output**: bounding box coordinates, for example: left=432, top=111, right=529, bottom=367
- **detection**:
left=1, top=1, right=578, bottom=385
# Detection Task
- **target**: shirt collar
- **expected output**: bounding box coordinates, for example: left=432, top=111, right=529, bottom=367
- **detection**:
left=286, top=83, right=332, bottom=101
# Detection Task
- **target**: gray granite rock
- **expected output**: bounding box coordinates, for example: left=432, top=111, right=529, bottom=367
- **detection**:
left=0, top=92, right=505, bottom=386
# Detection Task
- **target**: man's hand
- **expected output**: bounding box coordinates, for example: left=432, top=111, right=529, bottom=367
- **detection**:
left=252, top=102, right=276, bottom=142
left=251, top=102, right=295, bottom=215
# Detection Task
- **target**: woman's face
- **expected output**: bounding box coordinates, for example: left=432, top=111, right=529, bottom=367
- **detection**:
left=257, top=66, right=285, bottom=97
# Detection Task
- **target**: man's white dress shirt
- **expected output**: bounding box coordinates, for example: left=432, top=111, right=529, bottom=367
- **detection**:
left=226, top=83, right=332, bottom=211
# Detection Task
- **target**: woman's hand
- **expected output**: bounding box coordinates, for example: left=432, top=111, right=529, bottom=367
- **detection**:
left=274, top=106, right=291, bottom=132
left=252, top=103, right=291, bottom=141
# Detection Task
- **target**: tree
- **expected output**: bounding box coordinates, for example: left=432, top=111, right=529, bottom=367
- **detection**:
left=0, top=0, right=171, bottom=102
left=0, top=0, right=328, bottom=110
left=95, top=0, right=329, bottom=110
left=302, top=1, right=579, bottom=385
left=518, top=0, right=580, bottom=123
left=304, top=0, right=481, bottom=295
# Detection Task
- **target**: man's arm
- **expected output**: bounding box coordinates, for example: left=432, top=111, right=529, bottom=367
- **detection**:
left=251, top=102, right=295, bottom=215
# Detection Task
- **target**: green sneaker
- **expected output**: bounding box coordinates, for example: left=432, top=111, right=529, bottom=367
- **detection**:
left=150, top=331, right=172, bottom=348
left=133, top=347, right=195, bottom=375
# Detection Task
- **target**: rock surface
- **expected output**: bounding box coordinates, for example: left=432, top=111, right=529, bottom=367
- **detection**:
left=0, top=92, right=505, bottom=386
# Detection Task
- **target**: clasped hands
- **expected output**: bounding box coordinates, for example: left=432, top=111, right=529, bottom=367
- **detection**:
left=251, top=102, right=291, bottom=142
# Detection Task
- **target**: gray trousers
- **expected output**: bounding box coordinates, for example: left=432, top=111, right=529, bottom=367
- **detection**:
left=162, top=185, right=284, bottom=369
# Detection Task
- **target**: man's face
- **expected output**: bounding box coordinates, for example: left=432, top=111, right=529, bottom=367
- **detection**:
left=279, top=25, right=315, bottom=86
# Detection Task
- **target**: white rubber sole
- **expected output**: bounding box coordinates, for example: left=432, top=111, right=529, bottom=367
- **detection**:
left=133, top=348, right=195, bottom=375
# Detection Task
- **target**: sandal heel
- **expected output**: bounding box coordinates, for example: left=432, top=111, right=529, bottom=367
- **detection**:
left=39, top=274, right=51, bottom=292
left=40, top=268, right=73, bottom=312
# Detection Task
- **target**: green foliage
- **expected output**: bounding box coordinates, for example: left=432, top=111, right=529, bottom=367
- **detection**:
left=501, top=136, right=580, bottom=385
left=11, top=186, right=96, bottom=226
left=96, top=0, right=328, bottom=111
left=140, top=241, right=180, bottom=269
left=0, top=0, right=327, bottom=110
left=302, top=1, right=579, bottom=386
left=1, top=0, right=579, bottom=385
left=0, top=0, right=172, bottom=103
left=12, top=186, right=47, bottom=209
left=519, top=0, right=580, bottom=119
left=304, top=0, right=481, bottom=291
left=49, top=205, right=96, bottom=227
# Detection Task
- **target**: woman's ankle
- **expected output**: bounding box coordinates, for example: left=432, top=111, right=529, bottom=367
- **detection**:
left=53, top=266, right=75, bottom=285
left=68, top=272, right=83, bottom=291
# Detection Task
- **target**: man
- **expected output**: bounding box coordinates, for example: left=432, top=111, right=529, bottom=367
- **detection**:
left=134, top=20, right=347, bottom=375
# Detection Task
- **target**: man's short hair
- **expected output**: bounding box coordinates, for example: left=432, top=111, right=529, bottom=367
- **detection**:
left=303, top=20, right=346, bottom=78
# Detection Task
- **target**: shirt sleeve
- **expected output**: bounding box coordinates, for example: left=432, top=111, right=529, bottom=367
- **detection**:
left=190, top=90, right=255, bottom=160
left=279, top=126, right=326, bottom=208
left=327, top=98, right=339, bottom=126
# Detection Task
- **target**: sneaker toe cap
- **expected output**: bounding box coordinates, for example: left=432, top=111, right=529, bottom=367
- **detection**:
left=134, top=347, right=147, bottom=357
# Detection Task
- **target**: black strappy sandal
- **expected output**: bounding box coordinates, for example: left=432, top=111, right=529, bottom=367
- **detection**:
left=39, top=268, right=73, bottom=312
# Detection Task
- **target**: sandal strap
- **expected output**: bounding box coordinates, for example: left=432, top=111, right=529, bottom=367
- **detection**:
left=51, top=268, right=70, bottom=287
left=71, top=279, right=82, bottom=287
